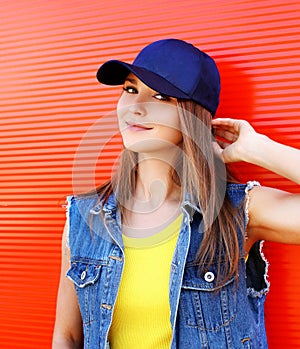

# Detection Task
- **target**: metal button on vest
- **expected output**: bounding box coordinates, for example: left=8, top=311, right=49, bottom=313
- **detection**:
left=204, top=271, right=215, bottom=282
left=81, top=270, right=87, bottom=280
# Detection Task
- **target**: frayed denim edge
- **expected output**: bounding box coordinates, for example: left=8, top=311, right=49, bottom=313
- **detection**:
left=64, top=195, right=73, bottom=249
left=247, top=240, right=270, bottom=298
left=244, top=181, right=261, bottom=239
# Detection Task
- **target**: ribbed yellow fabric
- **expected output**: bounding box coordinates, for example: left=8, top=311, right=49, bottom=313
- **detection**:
left=108, top=214, right=182, bottom=349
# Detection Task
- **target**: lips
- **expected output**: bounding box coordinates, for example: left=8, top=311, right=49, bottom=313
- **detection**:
left=126, top=122, right=153, bottom=131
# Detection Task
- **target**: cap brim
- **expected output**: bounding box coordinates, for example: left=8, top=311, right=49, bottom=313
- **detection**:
left=96, top=60, right=190, bottom=100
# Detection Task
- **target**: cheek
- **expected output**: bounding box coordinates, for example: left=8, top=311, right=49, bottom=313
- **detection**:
left=174, top=129, right=183, bottom=144
left=162, top=127, right=183, bottom=145
left=158, top=108, right=181, bottom=133
left=149, top=103, right=179, bottom=122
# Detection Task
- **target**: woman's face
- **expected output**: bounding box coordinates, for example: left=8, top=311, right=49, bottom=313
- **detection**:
left=117, top=73, right=182, bottom=154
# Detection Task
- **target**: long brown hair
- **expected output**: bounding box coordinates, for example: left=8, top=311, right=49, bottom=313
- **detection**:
left=176, top=100, right=242, bottom=286
left=91, top=99, right=243, bottom=287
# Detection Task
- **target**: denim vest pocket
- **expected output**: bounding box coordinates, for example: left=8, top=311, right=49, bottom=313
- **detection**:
left=67, top=259, right=103, bottom=324
left=180, top=262, right=237, bottom=332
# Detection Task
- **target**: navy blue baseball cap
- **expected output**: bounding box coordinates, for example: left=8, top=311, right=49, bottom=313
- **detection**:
left=97, top=39, right=220, bottom=116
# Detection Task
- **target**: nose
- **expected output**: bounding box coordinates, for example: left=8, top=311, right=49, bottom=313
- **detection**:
left=128, top=101, right=147, bottom=117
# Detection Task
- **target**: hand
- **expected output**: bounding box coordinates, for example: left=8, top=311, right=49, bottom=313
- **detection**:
left=212, top=118, right=259, bottom=163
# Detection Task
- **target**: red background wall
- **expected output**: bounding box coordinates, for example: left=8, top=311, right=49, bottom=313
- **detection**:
left=1, top=1, right=300, bottom=347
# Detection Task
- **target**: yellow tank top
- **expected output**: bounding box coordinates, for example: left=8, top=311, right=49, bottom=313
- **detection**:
left=108, top=214, right=182, bottom=349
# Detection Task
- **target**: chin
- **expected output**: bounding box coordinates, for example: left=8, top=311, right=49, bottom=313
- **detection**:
left=123, top=139, right=180, bottom=157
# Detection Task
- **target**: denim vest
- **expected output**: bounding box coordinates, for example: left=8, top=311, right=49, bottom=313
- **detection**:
left=66, top=183, right=270, bottom=349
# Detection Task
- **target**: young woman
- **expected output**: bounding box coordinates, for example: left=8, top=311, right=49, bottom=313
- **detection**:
left=52, top=39, right=300, bottom=349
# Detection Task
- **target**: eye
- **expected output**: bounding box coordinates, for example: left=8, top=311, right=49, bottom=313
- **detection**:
left=123, top=86, right=137, bottom=94
left=153, top=93, right=171, bottom=101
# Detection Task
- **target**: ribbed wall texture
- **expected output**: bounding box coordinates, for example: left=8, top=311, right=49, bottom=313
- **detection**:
left=0, top=0, right=299, bottom=347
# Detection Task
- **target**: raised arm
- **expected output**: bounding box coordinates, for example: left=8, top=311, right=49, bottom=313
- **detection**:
left=212, top=118, right=300, bottom=247
left=52, top=223, right=83, bottom=349
left=212, top=118, right=300, bottom=184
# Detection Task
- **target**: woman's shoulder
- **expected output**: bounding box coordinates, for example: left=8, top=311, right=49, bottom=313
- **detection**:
left=66, top=190, right=118, bottom=216
left=67, top=191, right=100, bottom=202
left=226, top=181, right=260, bottom=208
left=66, top=192, right=103, bottom=220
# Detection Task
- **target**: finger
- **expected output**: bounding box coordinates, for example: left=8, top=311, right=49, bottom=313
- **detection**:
left=212, top=121, right=237, bottom=135
left=213, top=129, right=238, bottom=142
left=215, top=139, right=232, bottom=150
left=212, top=141, right=233, bottom=163
left=212, top=141, right=224, bottom=160
left=212, top=117, right=243, bottom=126
left=212, top=118, right=252, bottom=133
left=212, top=117, right=238, bottom=127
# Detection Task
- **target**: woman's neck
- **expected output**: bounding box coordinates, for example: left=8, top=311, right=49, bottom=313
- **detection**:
left=120, top=157, right=181, bottom=227
left=135, top=157, right=179, bottom=204
left=121, top=157, right=182, bottom=236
